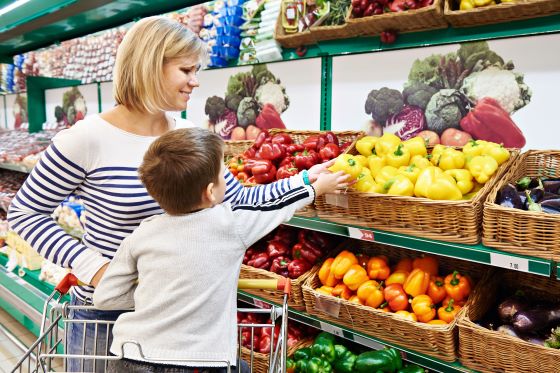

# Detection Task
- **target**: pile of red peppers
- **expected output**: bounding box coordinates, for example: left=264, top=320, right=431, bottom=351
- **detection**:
left=228, top=130, right=350, bottom=184
left=243, top=226, right=337, bottom=279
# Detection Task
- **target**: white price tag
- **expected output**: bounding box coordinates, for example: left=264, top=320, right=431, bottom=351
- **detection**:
left=315, top=294, right=341, bottom=318
left=319, top=322, right=344, bottom=338
left=490, top=253, right=529, bottom=273
left=352, top=334, right=384, bottom=350
left=325, top=193, right=349, bottom=209
left=347, top=227, right=375, bottom=242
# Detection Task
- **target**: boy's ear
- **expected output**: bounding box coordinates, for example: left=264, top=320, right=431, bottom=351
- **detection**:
left=205, top=182, right=216, bottom=205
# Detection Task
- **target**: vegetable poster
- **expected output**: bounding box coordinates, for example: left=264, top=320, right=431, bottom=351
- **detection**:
left=0, top=96, right=6, bottom=128
left=45, top=84, right=98, bottom=128
left=5, top=93, right=28, bottom=130
left=188, top=58, right=322, bottom=140
left=330, top=33, right=560, bottom=150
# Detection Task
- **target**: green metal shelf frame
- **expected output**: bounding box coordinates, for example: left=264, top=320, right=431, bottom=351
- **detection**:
left=285, top=216, right=553, bottom=277
left=237, top=291, right=474, bottom=373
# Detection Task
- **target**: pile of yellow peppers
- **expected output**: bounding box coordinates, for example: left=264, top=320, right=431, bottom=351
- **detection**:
left=460, top=0, right=515, bottom=10
left=329, top=133, right=509, bottom=200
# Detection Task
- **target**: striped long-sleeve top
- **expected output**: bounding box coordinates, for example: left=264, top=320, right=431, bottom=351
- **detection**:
left=7, top=115, right=304, bottom=301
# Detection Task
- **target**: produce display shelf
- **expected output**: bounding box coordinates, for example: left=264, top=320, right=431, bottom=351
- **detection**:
left=237, top=291, right=475, bottom=373
left=285, top=216, right=553, bottom=277
left=0, top=162, right=32, bottom=173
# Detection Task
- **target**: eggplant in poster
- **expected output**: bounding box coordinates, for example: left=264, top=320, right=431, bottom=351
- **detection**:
left=364, top=41, right=531, bottom=148
left=204, top=64, right=289, bottom=140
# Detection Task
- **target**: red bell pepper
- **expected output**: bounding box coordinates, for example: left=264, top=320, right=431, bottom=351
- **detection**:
left=254, top=130, right=270, bottom=148
left=256, top=104, right=286, bottom=130
left=287, top=258, right=312, bottom=278
left=286, top=144, right=305, bottom=154
left=294, top=150, right=320, bottom=171
left=241, top=330, right=259, bottom=349
left=250, top=159, right=277, bottom=184
left=247, top=252, right=271, bottom=270
left=270, top=256, right=291, bottom=277
left=260, top=142, right=285, bottom=161
left=258, top=335, right=271, bottom=353
left=243, top=147, right=257, bottom=158
left=254, top=165, right=277, bottom=184
left=292, top=242, right=322, bottom=265
left=460, top=97, right=526, bottom=148
left=324, top=131, right=339, bottom=146
left=316, top=134, right=329, bottom=150
left=390, top=0, right=408, bottom=11
left=273, top=226, right=297, bottom=246
left=319, top=143, right=340, bottom=162
left=279, top=156, right=296, bottom=168
left=243, top=247, right=257, bottom=265
left=271, top=133, right=293, bottom=145
left=277, top=165, right=299, bottom=180
left=266, top=240, right=290, bottom=259
left=303, top=135, right=319, bottom=151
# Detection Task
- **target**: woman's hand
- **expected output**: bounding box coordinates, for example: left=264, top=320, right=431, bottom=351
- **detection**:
left=90, top=263, right=109, bottom=288
left=307, top=159, right=335, bottom=183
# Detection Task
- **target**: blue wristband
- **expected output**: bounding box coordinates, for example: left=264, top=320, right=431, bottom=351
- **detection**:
left=302, top=170, right=311, bottom=185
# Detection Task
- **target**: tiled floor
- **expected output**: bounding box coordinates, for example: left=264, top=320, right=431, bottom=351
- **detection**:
left=0, top=308, right=37, bottom=373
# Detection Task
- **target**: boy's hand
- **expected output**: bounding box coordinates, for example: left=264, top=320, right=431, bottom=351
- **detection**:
left=307, top=159, right=335, bottom=183
left=312, top=171, right=350, bottom=196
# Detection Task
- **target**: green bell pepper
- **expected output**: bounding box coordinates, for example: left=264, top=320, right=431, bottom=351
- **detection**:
left=287, top=358, right=296, bottom=373
left=296, top=359, right=308, bottom=373
left=294, top=347, right=312, bottom=361
left=333, top=345, right=357, bottom=373
left=354, top=348, right=403, bottom=373
left=311, top=332, right=336, bottom=363
left=397, top=364, right=427, bottom=373
left=307, top=357, right=333, bottom=373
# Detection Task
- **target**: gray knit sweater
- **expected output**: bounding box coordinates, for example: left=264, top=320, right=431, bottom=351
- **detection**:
left=93, top=185, right=314, bottom=367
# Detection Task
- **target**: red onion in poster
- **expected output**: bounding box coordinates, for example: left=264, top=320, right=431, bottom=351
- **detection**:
left=384, top=105, right=427, bottom=140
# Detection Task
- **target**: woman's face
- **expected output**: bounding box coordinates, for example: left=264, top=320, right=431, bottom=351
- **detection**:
left=162, top=57, right=200, bottom=111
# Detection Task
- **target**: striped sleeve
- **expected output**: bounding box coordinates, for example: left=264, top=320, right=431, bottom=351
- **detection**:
left=7, top=141, right=110, bottom=284
left=232, top=185, right=314, bottom=248
left=223, top=168, right=305, bottom=206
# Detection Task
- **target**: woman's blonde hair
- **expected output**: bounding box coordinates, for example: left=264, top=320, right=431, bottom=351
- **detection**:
left=113, top=16, right=207, bottom=114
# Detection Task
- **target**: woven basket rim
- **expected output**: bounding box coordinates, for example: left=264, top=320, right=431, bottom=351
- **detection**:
left=348, top=0, right=443, bottom=22
left=444, top=0, right=560, bottom=14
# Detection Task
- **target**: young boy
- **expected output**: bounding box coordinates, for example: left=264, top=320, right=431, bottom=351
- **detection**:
left=93, top=128, right=348, bottom=373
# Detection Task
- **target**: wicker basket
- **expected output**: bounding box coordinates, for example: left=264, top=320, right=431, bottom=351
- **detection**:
left=302, top=241, right=489, bottom=361
left=315, top=141, right=518, bottom=244
left=483, top=150, right=560, bottom=261
left=309, top=8, right=358, bottom=42
left=274, top=9, right=316, bottom=48
left=458, top=270, right=560, bottom=372
left=444, top=0, right=560, bottom=28
left=225, top=140, right=254, bottom=160
left=241, top=337, right=313, bottom=373
left=346, top=0, right=448, bottom=36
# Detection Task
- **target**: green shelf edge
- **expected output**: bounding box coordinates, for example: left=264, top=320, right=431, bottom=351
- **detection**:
left=285, top=216, right=553, bottom=277
left=237, top=291, right=474, bottom=373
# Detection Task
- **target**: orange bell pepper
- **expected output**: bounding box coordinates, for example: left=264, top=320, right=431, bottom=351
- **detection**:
left=437, top=299, right=461, bottom=323
left=316, top=285, right=334, bottom=296
left=412, top=256, right=439, bottom=276
left=427, top=319, right=448, bottom=325
left=427, top=276, right=447, bottom=304
left=395, top=310, right=418, bottom=322
left=332, top=283, right=352, bottom=300
left=385, top=270, right=409, bottom=286
left=403, top=268, right=430, bottom=297
left=383, top=283, right=409, bottom=312
left=357, top=280, right=385, bottom=308
left=444, top=271, right=471, bottom=301
left=332, top=251, right=358, bottom=279
left=343, top=264, right=369, bottom=291
left=411, top=295, right=436, bottom=323
left=348, top=295, right=364, bottom=305
left=319, top=258, right=338, bottom=287
left=355, top=253, right=370, bottom=269
left=443, top=296, right=466, bottom=308
left=367, top=256, right=390, bottom=280
left=393, top=258, right=413, bottom=273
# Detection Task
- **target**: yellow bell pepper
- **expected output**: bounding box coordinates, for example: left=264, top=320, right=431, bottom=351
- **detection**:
left=331, top=250, right=358, bottom=279
left=319, top=258, right=338, bottom=287
left=410, top=154, right=431, bottom=169
left=444, top=169, right=474, bottom=195
left=354, top=170, right=376, bottom=192
left=384, top=175, right=414, bottom=197
left=367, top=182, right=385, bottom=194
left=426, top=174, right=463, bottom=200
left=329, top=154, right=363, bottom=180
left=430, top=145, right=447, bottom=164
left=484, top=143, right=510, bottom=166
left=386, top=144, right=411, bottom=168
left=462, top=140, right=488, bottom=158
left=414, top=166, right=442, bottom=198
left=386, top=270, right=409, bottom=286
left=343, top=264, right=369, bottom=291
left=436, top=148, right=466, bottom=171
left=403, top=136, right=428, bottom=157
left=354, top=154, right=369, bottom=167
left=459, top=0, right=474, bottom=9
left=355, top=136, right=379, bottom=157
left=474, top=0, right=493, bottom=6
left=357, top=280, right=384, bottom=308
left=467, top=155, right=499, bottom=184
left=375, top=133, right=401, bottom=157
left=316, top=285, right=335, bottom=296
left=411, top=295, right=436, bottom=323
left=395, top=310, right=418, bottom=322
left=398, top=164, right=421, bottom=184
left=367, top=154, right=386, bottom=177
left=375, top=166, right=399, bottom=186
left=403, top=268, right=430, bottom=297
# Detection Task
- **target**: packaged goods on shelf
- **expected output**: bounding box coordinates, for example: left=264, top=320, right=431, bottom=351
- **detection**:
left=52, top=196, right=86, bottom=237
left=5, top=231, right=42, bottom=271
left=39, top=259, right=70, bottom=287
left=0, top=129, right=54, bottom=166
left=0, top=170, right=28, bottom=211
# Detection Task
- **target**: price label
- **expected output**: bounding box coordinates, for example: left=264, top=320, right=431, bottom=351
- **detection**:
left=490, top=253, right=529, bottom=273
left=254, top=300, right=271, bottom=309
left=315, top=295, right=341, bottom=318
left=319, top=322, right=344, bottom=338
left=348, top=227, right=375, bottom=242
left=352, top=335, right=384, bottom=350
left=325, top=193, right=349, bottom=209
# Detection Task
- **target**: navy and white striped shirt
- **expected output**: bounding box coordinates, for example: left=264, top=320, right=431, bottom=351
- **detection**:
left=7, top=115, right=303, bottom=301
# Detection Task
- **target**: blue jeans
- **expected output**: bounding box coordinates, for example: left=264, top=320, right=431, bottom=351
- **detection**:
left=66, top=295, right=124, bottom=372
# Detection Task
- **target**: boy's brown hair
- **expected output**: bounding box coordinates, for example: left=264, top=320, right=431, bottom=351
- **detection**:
left=139, top=128, right=224, bottom=215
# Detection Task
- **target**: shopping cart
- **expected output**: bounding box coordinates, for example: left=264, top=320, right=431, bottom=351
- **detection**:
left=11, top=273, right=291, bottom=373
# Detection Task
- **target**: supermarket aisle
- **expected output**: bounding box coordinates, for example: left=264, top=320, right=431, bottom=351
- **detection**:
left=0, top=308, right=36, bottom=372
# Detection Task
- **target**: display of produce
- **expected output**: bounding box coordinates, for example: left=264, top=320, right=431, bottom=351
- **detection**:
left=496, top=176, right=560, bottom=214
left=0, top=130, right=53, bottom=166
left=0, top=170, right=28, bottom=212
left=238, top=0, right=283, bottom=64
left=280, top=0, right=330, bottom=34
left=456, top=0, right=515, bottom=11
left=351, top=0, right=433, bottom=18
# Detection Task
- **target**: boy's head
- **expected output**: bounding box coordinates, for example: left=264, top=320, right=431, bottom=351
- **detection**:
left=139, top=128, right=225, bottom=215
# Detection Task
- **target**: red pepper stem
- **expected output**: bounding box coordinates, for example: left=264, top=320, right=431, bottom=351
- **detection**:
left=445, top=298, right=455, bottom=312
left=450, top=270, right=460, bottom=286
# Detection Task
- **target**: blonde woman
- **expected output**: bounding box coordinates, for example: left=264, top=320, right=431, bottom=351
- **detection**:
left=8, top=16, right=330, bottom=372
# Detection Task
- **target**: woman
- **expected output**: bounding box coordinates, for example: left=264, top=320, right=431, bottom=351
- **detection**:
left=8, top=16, right=330, bottom=372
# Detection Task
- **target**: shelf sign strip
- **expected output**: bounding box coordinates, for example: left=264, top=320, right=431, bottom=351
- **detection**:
left=347, top=227, right=375, bottom=242
left=489, top=252, right=529, bottom=273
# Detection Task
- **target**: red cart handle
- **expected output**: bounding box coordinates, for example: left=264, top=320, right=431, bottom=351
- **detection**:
left=55, top=273, right=82, bottom=295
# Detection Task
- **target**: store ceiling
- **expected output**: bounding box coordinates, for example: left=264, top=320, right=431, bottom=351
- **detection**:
left=0, top=0, right=200, bottom=62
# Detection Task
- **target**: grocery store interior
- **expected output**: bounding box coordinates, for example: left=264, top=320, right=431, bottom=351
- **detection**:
left=1, top=0, right=560, bottom=372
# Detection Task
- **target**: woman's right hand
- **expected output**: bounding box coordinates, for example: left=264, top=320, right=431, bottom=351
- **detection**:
left=312, top=171, right=350, bottom=197
left=90, top=263, right=109, bottom=288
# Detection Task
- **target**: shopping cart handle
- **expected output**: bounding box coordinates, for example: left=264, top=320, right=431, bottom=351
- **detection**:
left=238, top=278, right=291, bottom=297
left=55, top=273, right=82, bottom=295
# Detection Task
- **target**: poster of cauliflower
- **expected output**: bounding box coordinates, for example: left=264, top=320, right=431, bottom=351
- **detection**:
left=187, top=59, right=322, bottom=139
left=331, top=33, right=560, bottom=150
left=45, top=84, right=99, bottom=128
